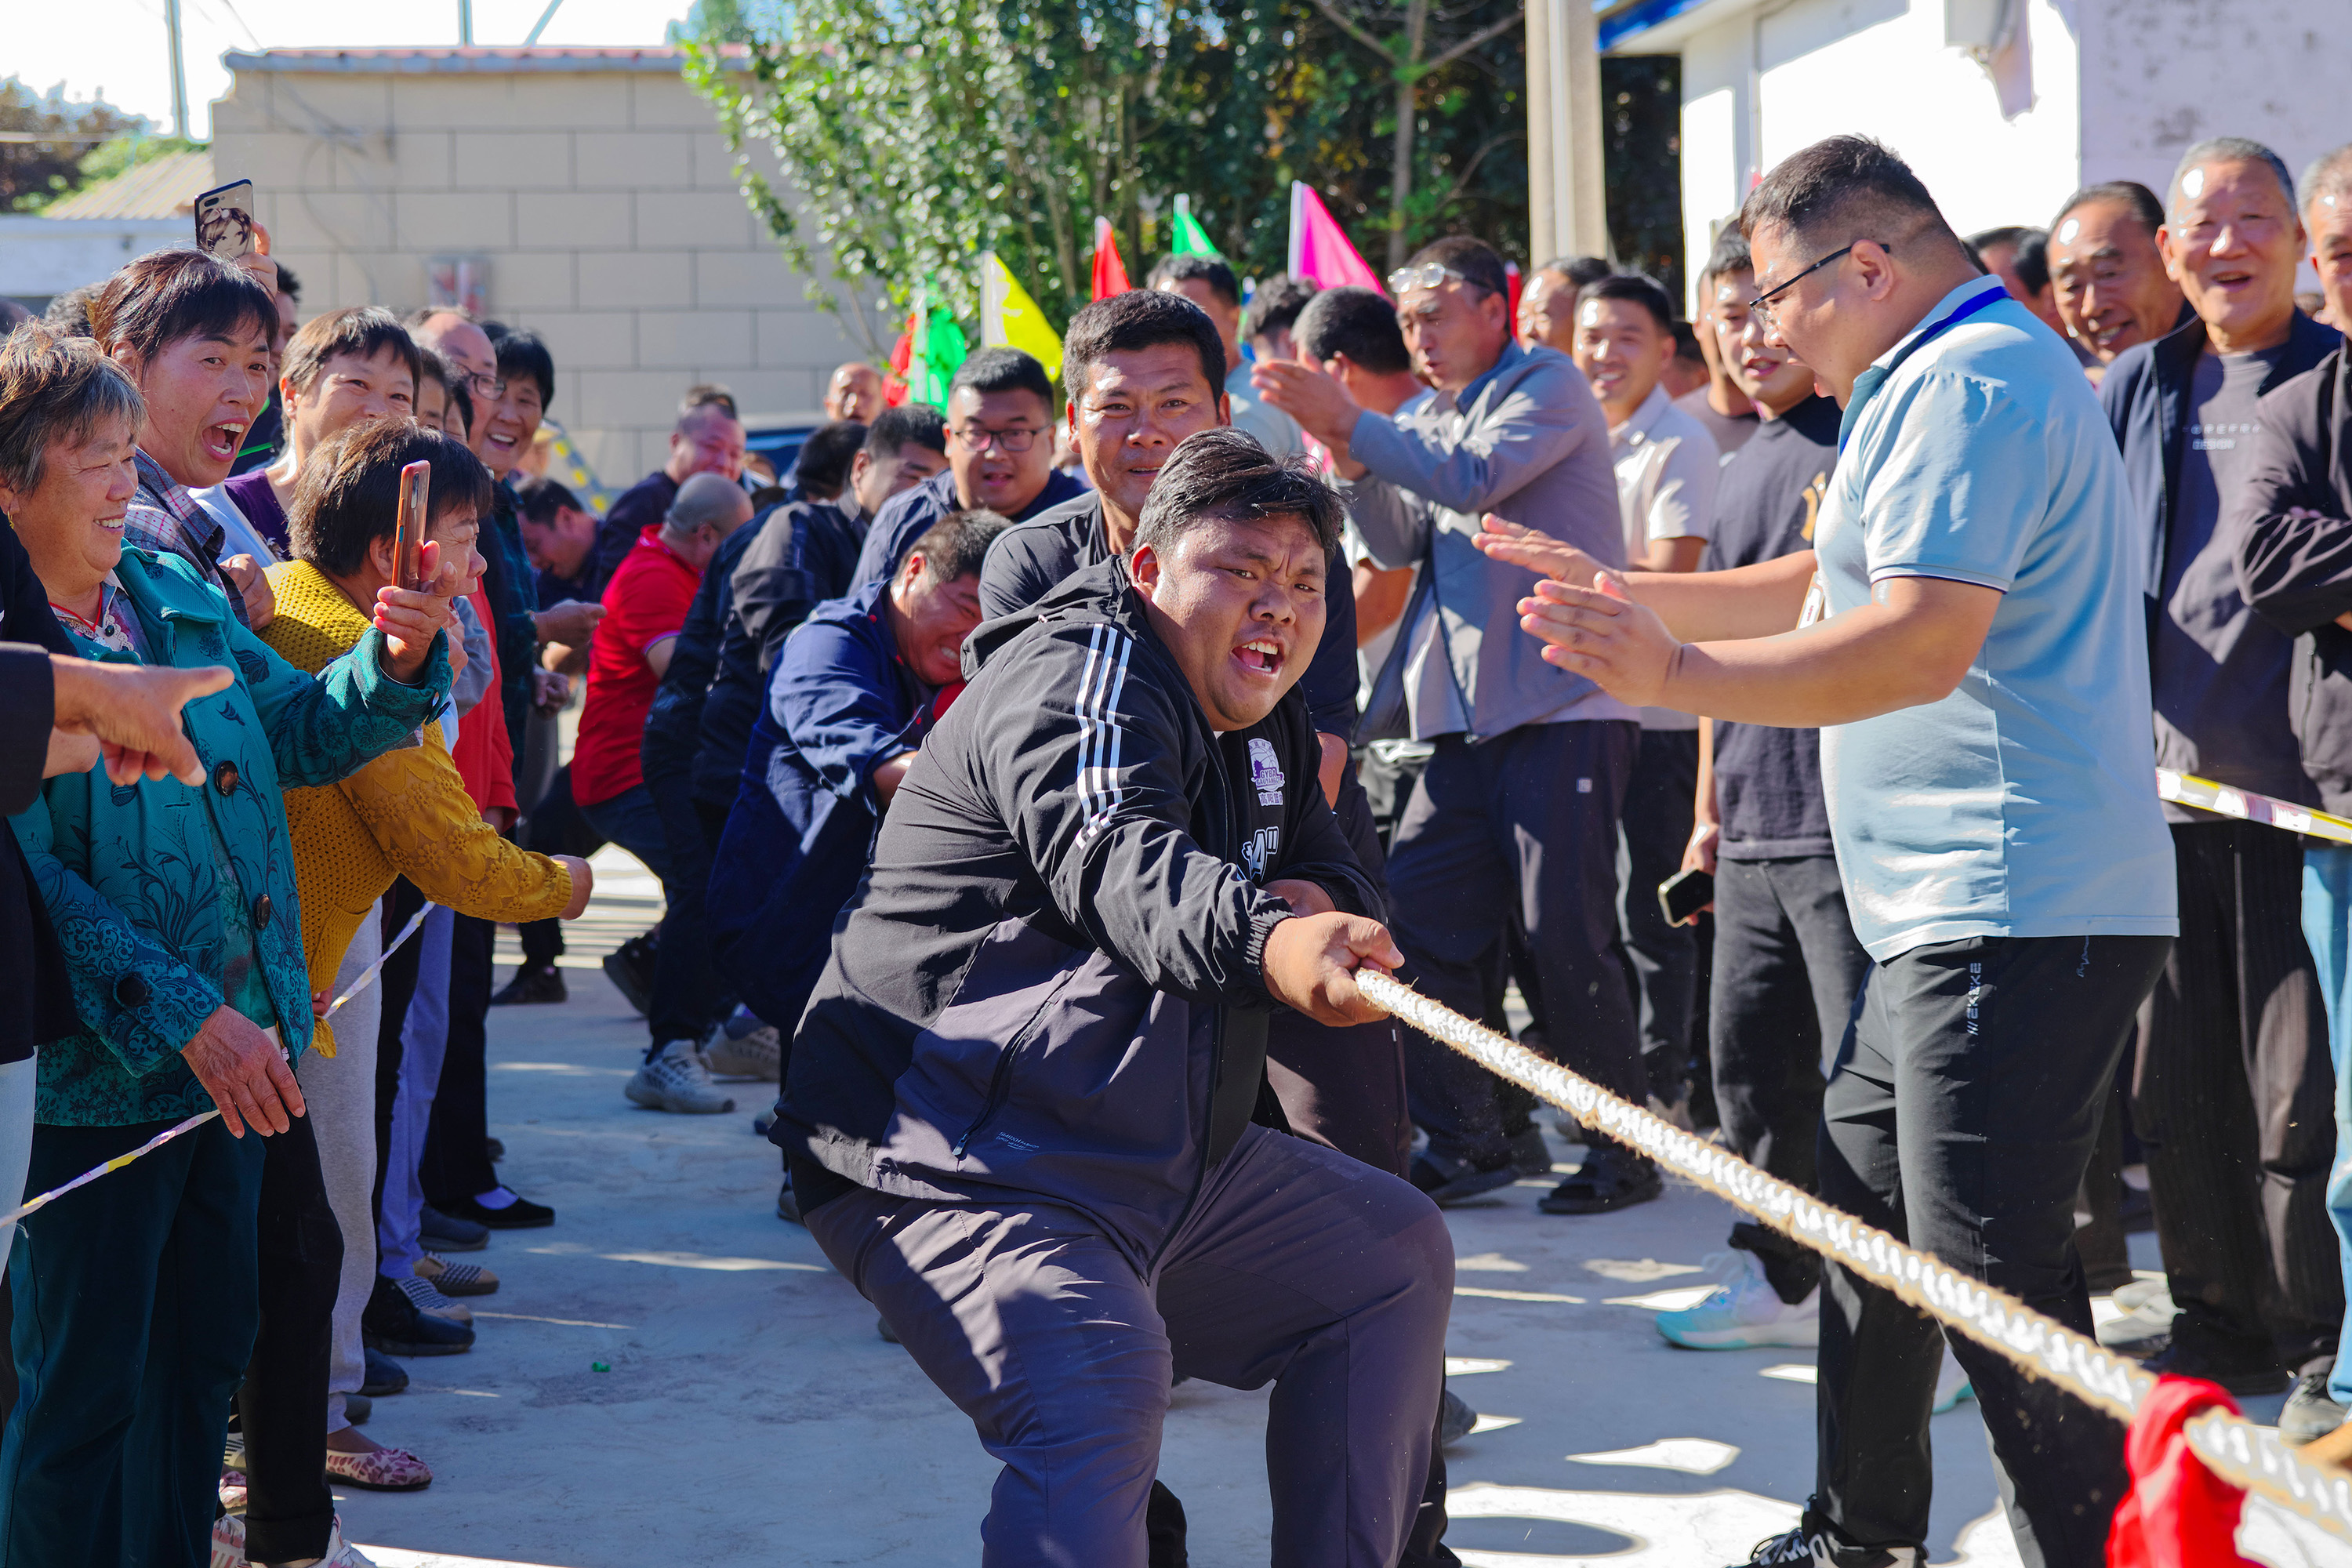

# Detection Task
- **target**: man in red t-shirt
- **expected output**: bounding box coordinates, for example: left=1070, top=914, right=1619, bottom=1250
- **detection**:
left=573, top=474, right=754, bottom=1087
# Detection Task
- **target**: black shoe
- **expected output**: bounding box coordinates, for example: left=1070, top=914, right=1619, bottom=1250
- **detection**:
left=776, top=1178, right=803, bottom=1226
left=2282, top=1359, right=2348, bottom=1445
left=343, top=1392, right=372, bottom=1425
left=1439, top=1387, right=1477, bottom=1446
left=2140, top=1338, right=2288, bottom=1396
left=1407, top=1150, right=1518, bottom=1207
left=602, top=932, right=657, bottom=1016
left=485, top=1136, right=505, bottom=1163
left=419, top=1203, right=489, bottom=1253
left=1539, top=1148, right=1664, bottom=1214
left=1507, top=1125, right=1554, bottom=1177
left=437, top=1192, right=555, bottom=1229
left=360, top=1345, right=410, bottom=1396
left=490, top=962, right=567, bottom=1006
left=1738, top=1516, right=1921, bottom=1566
left=362, top=1276, right=475, bottom=1357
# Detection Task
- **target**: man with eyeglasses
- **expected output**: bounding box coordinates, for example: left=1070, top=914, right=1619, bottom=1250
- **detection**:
left=2098, top=137, right=2345, bottom=1405
left=851, top=347, right=1085, bottom=590
left=1479, top=134, right=2174, bottom=1568
left=1254, top=234, right=1654, bottom=1215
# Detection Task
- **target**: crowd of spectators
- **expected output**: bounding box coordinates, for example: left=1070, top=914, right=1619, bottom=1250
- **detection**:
left=8, top=125, right=2352, bottom=1568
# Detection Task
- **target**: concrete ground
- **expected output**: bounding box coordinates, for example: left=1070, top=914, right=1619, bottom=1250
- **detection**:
left=334, top=849, right=2342, bottom=1568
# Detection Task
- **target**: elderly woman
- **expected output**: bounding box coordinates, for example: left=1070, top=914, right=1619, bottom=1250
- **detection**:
left=0, top=323, right=452, bottom=1567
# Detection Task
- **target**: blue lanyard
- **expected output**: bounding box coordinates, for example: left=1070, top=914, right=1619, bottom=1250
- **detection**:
left=1838, top=284, right=2009, bottom=452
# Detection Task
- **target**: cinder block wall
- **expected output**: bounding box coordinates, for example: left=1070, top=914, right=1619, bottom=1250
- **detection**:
left=209, top=51, right=876, bottom=490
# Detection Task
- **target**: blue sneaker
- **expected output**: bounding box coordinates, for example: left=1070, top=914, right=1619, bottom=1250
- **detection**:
left=1657, top=1250, right=1820, bottom=1349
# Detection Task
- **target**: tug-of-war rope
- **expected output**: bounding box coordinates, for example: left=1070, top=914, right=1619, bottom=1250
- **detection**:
left=1354, top=956, right=2352, bottom=1545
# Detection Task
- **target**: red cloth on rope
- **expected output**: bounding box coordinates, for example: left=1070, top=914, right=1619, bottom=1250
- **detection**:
left=2107, top=1376, right=2258, bottom=1568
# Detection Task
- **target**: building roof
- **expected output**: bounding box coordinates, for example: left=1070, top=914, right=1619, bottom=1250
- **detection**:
left=220, top=45, right=749, bottom=75
left=43, top=147, right=215, bottom=221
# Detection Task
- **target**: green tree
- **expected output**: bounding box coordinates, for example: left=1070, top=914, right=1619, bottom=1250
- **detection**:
left=681, top=1, right=1528, bottom=339
left=2, top=81, right=142, bottom=212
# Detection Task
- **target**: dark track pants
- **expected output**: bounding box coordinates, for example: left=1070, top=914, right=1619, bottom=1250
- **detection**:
left=2133, top=820, right=2342, bottom=1367
left=0, top=1116, right=266, bottom=1567
left=807, top=1125, right=1453, bottom=1568
left=1618, top=728, right=1700, bottom=1101
left=1817, top=934, right=2169, bottom=1567
left=420, top=913, right=497, bottom=1208
left=1388, top=720, right=1642, bottom=1167
left=645, top=778, right=734, bottom=1052
left=1710, top=854, right=1871, bottom=1302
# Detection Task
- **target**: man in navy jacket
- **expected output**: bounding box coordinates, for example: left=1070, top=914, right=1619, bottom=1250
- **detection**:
left=779, top=432, right=1449, bottom=1566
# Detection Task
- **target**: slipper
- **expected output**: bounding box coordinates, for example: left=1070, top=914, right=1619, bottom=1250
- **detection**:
left=325, top=1445, right=434, bottom=1491
left=1537, top=1155, right=1663, bottom=1214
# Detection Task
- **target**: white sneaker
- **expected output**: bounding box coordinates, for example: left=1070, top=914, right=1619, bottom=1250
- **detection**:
left=1933, top=1347, right=1974, bottom=1413
left=393, top=1272, right=473, bottom=1327
left=1657, top=1250, right=1821, bottom=1349
left=627, top=1040, right=735, bottom=1114
left=324, top=1519, right=377, bottom=1567
left=704, top=1023, right=781, bottom=1080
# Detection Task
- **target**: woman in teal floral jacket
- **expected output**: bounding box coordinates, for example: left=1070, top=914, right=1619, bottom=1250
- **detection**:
left=0, top=318, right=454, bottom=1568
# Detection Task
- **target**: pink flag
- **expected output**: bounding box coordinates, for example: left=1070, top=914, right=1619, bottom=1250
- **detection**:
left=1287, top=182, right=1385, bottom=295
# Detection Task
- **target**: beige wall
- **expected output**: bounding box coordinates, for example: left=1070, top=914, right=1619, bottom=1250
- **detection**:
left=208, top=57, right=872, bottom=488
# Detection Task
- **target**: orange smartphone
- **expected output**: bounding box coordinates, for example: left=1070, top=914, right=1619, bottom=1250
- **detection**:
left=391, top=459, right=431, bottom=593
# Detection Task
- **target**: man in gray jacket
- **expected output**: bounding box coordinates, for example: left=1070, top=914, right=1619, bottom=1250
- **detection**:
left=1257, top=234, right=1654, bottom=1212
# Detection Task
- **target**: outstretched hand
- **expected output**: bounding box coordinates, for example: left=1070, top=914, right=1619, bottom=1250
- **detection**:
left=1261, top=912, right=1405, bottom=1027
left=1516, top=572, right=1683, bottom=708
left=48, top=657, right=234, bottom=786
left=1475, top=514, right=1606, bottom=588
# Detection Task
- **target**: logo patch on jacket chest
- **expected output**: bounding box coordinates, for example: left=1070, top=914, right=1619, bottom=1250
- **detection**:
left=1247, top=737, right=1285, bottom=805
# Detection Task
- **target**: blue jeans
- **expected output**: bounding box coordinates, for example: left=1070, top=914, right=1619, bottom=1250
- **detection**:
left=2299, top=845, right=2352, bottom=1403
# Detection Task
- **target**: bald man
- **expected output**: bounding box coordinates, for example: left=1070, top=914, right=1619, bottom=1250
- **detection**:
left=825, top=361, right=887, bottom=423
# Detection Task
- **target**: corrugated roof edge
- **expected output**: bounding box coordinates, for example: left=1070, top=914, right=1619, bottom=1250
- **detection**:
left=221, top=46, right=751, bottom=75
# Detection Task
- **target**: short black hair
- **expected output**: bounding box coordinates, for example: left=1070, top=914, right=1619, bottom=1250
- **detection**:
left=866, top=402, right=946, bottom=458
left=1242, top=276, right=1319, bottom=345
left=1410, top=236, right=1509, bottom=300
left=1740, top=135, right=1960, bottom=258
left=90, top=249, right=278, bottom=366
left=1537, top=256, right=1614, bottom=289
left=2049, top=180, right=2166, bottom=241
left=796, top=419, right=867, bottom=496
left=2011, top=230, right=2051, bottom=295
left=1146, top=253, right=1241, bottom=311
left=1134, top=428, right=1342, bottom=558
left=289, top=419, right=495, bottom=579
left=906, top=508, right=1008, bottom=583
left=948, top=347, right=1052, bottom=409
left=492, top=327, right=555, bottom=408
left=1701, top=228, right=1752, bottom=285
left=1293, top=286, right=1410, bottom=376
left=274, top=263, right=302, bottom=304
left=1577, top=273, right=1677, bottom=334
left=1063, top=290, right=1226, bottom=399
left=1966, top=224, right=2035, bottom=257
left=512, top=474, right=584, bottom=528
left=281, top=306, right=421, bottom=397
left=1672, top=320, right=1704, bottom=365
left=681, top=383, right=737, bottom=419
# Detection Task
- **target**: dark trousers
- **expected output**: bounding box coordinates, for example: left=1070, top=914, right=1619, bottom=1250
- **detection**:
left=2134, top=820, right=2342, bottom=1366
left=374, top=878, right=427, bottom=1223
left=420, top=912, right=498, bottom=1207
left=1389, top=720, right=1642, bottom=1167
left=807, top=1124, right=1452, bottom=1568
left=237, top=1112, right=341, bottom=1565
left=1618, top=728, right=1700, bottom=1100
left=0, top=1116, right=265, bottom=1568
left=646, top=777, right=734, bottom=1051
left=1817, top=934, right=2169, bottom=1566
left=1711, top=854, right=1871, bottom=1304
left=519, top=765, right=601, bottom=971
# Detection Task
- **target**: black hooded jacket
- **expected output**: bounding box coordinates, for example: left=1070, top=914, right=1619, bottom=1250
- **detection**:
left=776, top=559, right=1379, bottom=1259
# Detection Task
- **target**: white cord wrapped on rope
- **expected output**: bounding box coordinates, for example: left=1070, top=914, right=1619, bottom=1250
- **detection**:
left=1352, top=967, right=2352, bottom=1544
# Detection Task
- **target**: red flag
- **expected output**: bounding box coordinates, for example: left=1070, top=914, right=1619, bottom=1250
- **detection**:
left=1091, top=216, right=1131, bottom=299
left=883, top=307, right=917, bottom=408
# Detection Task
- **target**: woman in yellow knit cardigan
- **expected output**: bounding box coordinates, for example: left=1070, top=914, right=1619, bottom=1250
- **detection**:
left=253, top=420, right=591, bottom=1512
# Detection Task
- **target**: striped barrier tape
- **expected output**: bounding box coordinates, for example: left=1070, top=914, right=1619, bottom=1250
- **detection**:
left=0, top=906, right=434, bottom=1229
left=1352, top=967, right=2352, bottom=1544
left=2158, top=769, right=2352, bottom=846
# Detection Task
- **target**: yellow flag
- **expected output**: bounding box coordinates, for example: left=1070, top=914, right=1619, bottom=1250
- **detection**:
left=980, top=252, right=1065, bottom=384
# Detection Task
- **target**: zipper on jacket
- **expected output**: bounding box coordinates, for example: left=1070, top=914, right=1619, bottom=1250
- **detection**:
left=952, top=1038, right=1024, bottom=1158
left=1149, top=723, right=1236, bottom=1270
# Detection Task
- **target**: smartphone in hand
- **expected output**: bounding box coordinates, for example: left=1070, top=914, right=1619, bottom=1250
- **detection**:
left=392, top=460, right=432, bottom=593
left=194, top=180, right=257, bottom=260
left=1657, top=866, right=1714, bottom=928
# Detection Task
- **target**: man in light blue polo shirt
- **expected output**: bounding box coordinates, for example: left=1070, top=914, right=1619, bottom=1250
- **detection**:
left=1481, top=135, right=2175, bottom=1568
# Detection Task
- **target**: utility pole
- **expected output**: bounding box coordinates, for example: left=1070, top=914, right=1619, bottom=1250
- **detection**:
left=1526, top=0, right=1610, bottom=262
left=165, top=0, right=189, bottom=140
left=459, top=0, right=474, bottom=45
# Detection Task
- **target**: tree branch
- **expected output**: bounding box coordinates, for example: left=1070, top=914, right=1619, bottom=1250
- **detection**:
left=1305, top=0, right=1397, bottom=65
left=1421, top=9, right=1523, bottom=74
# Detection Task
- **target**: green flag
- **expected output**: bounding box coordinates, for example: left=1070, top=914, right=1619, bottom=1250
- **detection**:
left=1171, top=195, right=1224, bottom=261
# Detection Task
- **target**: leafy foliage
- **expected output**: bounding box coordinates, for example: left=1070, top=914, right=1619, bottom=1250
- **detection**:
left=681, top=0, right=1529, bottom=339
left=2, top=81, right=146, bottom=212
